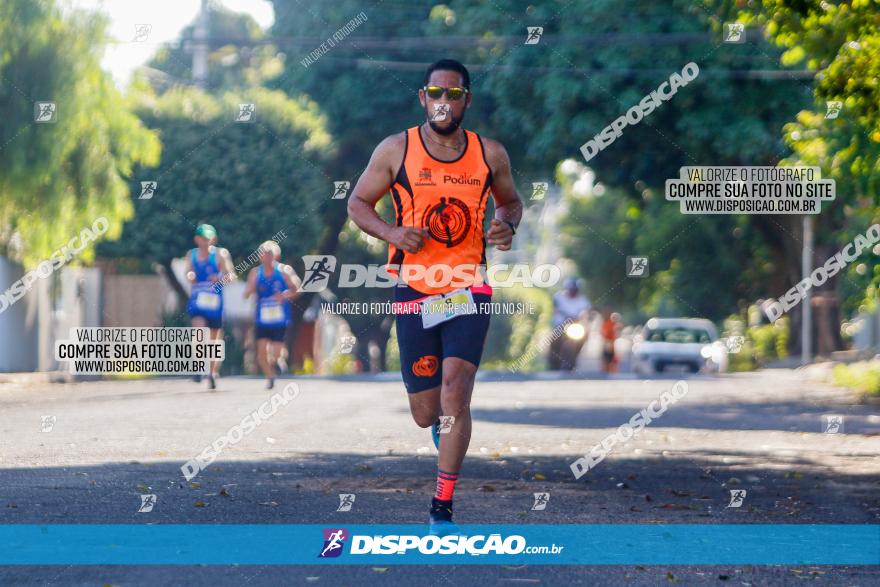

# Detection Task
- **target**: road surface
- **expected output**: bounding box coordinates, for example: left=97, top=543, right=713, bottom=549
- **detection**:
left=0, top=369, right=878, bottom=585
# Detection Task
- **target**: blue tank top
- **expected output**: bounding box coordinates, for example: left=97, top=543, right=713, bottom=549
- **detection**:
left=255, top=263, right=290, bottom=328
left=191, top=248, right=220, bottom=282
left=187, top=248, right=223, bottom=318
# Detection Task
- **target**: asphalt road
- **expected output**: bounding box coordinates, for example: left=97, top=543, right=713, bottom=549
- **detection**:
left=0, top=369, right=878, bottom=585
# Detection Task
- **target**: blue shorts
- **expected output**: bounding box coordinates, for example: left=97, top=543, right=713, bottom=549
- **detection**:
left=394, top=285, right=491, bottom=394
left=255, top=325, right=287, bottom=342
left=189, top=313, right=222, bottom=330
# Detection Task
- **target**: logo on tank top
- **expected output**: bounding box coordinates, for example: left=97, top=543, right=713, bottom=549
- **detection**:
left=423, top=197, right=472, bottom=247
left=443, top=172, right=481, bottom=186
left=415, top=167, right=436, bottom=186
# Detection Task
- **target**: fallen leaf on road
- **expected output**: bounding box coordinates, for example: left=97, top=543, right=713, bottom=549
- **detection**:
left=136, top=484, right=151, bottom=494
left=666, top=571, right=679, bottom=583
left=189, top=482, right=200, bottom=490
left=533, top=473, right=546, bottom=481
left=193, top=501, right=206, bottom=508
left=372, top=568, right=388, bottom=573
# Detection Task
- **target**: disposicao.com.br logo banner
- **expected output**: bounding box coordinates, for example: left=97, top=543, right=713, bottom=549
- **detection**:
left=2, top=524, right=876, bottom=565
left=318, top=527, right=563, bottom=559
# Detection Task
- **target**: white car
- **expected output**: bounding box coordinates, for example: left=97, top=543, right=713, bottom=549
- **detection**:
left=632, top=317, right=728, bottom=374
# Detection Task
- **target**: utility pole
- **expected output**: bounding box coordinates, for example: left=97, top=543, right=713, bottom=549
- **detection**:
left=802, top=215, right=813, bottom=365
left=192, top=0, right=209, bottom=88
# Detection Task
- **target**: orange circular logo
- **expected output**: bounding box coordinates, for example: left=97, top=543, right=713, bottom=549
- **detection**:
left=424, top=197, right=471, bottom=247
left=412, top=355, right=439, bottom=377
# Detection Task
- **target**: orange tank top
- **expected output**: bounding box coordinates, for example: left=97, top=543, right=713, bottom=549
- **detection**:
left=387, top=126, right=493, bottom=295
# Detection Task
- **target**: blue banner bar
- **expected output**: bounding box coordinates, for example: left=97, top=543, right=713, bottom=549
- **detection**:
left=1, top=525, right=877, bottom=565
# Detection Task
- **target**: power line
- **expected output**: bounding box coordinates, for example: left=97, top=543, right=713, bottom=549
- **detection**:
left=109, top=31, right=754, bottom=49
left=285, top=57, right=817, bottom=80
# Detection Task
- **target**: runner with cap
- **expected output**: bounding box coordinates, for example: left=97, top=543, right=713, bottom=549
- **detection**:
left=185, top=224, right=234, bottom=390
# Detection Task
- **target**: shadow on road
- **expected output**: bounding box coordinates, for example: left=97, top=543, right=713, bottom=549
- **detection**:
left=471, top=401, right=880, bottom=434
left=1, top=452, right=876, bottom=525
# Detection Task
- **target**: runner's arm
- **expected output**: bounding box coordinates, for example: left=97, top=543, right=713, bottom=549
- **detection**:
left=185, top=252, right=196, bottom=283
left=218, top=248, right=236, bottom=282
left=348, top=134, right=428, bottom=254
left=280, top=264, right=301, bottom=300
left=483, top=138, right=523, bottom=251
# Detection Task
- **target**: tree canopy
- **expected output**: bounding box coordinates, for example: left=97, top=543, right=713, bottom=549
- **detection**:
left=0, top=0, right=160, bottom=265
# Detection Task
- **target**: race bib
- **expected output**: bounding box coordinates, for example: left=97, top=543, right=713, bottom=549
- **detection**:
left=421, top=288, right=476, bottom=329
left=195, top=291, right=221, bottom=311
left=259, top=301, right=285, bottom=324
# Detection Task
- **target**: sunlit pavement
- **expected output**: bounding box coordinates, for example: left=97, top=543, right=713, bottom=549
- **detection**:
left=0, top=370, right=878, bottom=585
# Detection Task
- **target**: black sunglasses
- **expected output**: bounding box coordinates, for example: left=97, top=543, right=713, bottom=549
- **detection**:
left=423, top=85, right=469, bottom=101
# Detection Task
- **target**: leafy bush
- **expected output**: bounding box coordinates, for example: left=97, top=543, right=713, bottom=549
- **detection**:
left=833, top=361, right=880, bottom=397
left=480, top=285, right=553, bottom=371
left=723, top=313, right=789, bottom=371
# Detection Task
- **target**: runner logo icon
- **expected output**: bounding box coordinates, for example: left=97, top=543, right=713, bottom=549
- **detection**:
left=301, top=255, right=338, bottom=292
left=319, top=528, right=348, bottom=558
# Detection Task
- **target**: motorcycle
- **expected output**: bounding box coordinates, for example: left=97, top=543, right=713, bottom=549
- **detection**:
left=549, top=319, right=589, bottom=371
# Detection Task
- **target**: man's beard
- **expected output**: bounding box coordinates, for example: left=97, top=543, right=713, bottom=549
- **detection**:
left=427, top=108, right=465, bottom=135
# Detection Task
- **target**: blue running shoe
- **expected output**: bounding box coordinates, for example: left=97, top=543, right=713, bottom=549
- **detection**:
left=431, top=418, right=441, bottom=450
left=428, top=498, right=460, bottom=536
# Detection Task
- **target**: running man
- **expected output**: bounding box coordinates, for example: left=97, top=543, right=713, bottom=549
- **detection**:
left=185, top=224, right=234, bottom=390
left=244, top=240, right=300, bottom=389
left=347, top=59, right=523, bottom=533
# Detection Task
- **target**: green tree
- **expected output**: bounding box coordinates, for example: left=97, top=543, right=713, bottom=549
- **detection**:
left=703, top=0, right=880, bottom=353
left=96, top=85, right=334, bottom=304
left=0, top=0, right=160, bottom=265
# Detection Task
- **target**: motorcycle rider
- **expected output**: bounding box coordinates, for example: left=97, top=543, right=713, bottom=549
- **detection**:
left=548, top=277, right=592, bottom=370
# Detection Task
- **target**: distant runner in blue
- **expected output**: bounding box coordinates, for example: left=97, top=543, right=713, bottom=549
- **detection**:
left=185, top=224, right=234, bottom=390
left=244, top=240, right=300, bottom=389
